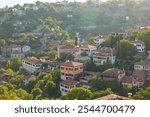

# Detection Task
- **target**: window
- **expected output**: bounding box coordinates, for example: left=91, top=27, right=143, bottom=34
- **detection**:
left=61, top=88, right=64, bottom=91
left=65, top=85, right=69, bottom=88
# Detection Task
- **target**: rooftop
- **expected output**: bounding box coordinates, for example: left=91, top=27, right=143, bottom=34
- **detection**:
left=131, top=39, right=145, bottom=44
left=122, top=76, right=132, bottom=84
left=61, top=61, right=83, bottom=67
left=58, top=44, right=75, bottom=50
left=95, top=94, right=131, bottom=100
left=135, top=61, right=150, bottom=66
left=23, top=57, right=41, bottom=64
left=102, top=68, right=124, bottom=77
left=79, top=44, right=97, bottom=49
left=132, top=70, right=146, bottom=82
left=61, top=79, right=78, bottom=86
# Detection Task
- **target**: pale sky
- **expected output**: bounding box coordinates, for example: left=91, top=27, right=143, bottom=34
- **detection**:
left=0, top=0, right=108, bottom=8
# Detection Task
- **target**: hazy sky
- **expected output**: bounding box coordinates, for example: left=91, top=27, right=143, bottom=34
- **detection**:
left=0, top=0, right=108, bottom=8
left=0, top=0, right=86, bottom=8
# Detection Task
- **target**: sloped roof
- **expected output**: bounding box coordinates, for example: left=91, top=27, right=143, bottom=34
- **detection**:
left=135, top=61, right=150, bottom=66
left=95, top=94, right=131, bottom=100
left=79, top=44, right=97, bottom=49
left=61, top=80, right=78, bottom=86
left=61, top=61, right=83, bottom=67
left=58, top=44, right=75, bottom=49
left=102, top=68, right=124, bottom=78
left=122, top=76, right=132, bottom=84
left=23, top=57, right=41, bottom=64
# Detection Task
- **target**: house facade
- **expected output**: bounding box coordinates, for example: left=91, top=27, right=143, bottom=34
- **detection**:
left=94, top=35, right=105, bottom=46
left=131, top=39, right=145, bottom=53
left=134, top=61, right=150, bottom=71
left=60, top=61, right=83, bottom=80
left=60, top=79, right=78, bottom=95
left=79, top=44, right=97, bottom=57
left=57, top=44, right=75, bottom=58
left=22, top=57, right=42, bottom=73
left=102, top=68, right=125, bottom=82
left=93, top=47, right=116, bottom=66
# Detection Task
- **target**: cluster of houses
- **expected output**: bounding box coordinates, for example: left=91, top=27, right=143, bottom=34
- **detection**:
left=0, top=25, right=150, bottom=96
left=0, top=44, right=31, bottom=59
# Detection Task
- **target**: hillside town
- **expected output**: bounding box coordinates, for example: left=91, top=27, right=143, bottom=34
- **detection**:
left=0, top=0, right=150, bottom=100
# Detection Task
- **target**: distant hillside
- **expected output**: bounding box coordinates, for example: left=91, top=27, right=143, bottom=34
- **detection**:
left=0, top=0, right=150, bottom=39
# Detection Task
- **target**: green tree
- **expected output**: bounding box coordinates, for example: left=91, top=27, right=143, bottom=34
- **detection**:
left=133, top=87, right=150, bottom=100
left=59, top=53, right=74, bottom=62
left=117, top=39, right=137, bottom=59
left=0, top=39, right=6, bottom=46
left=5, top=69, right=14, bottom=75
left=61, top=87, right=92, bottom=100
left=31, top=88, right=43, bottom=99
left=91, top=88, right=113, bottom=99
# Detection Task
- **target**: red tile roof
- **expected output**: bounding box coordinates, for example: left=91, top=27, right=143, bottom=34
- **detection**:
left=135, top=61, right=150, bottom=66
left=61, top=80, right=78, bottom=86
left=122, top=76, right=132, bottom=84
left=79, top=44, right=97, bottom=49
left=95, top=94, right=131, bottom=100
left=132, top=70, right=146, bottom=79
left=102, top=68, right=124, bottom=78
left=58, top=44, right=75, bottom=49
left=132, top=70, right=146, bottom=83
left=61, top=61, right=83, bottom=67
left=23, top=57, right=41, bottom=64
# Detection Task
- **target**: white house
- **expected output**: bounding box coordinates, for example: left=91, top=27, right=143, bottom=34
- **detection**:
left=93, top=47, right=116, bottom=66
left=79, top=44, right=97, bottom=57
left=22, top=57, right=42, bottom=73
left=94, top=35, right=105, bottom=46
left=60, top=80, right=79, bottom=95
left=134, top=61, right=150, bottom=71
left=131, top=39, right=145, bottom=53
left=10, top=44, right=22, bottom=53
left=102, top=68, right=125, bottom=82
left=22, top=45, right=31, bottom=53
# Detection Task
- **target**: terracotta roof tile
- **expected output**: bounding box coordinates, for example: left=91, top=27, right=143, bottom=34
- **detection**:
left=132, top=70, right=146, bottom=79
left=102, top=68, right=124, bottom=78
left=23, top=57, right=42, bottom=64
left=61, top=61, right=83, bottom=67
left=79, top=44, right=97, bottom=49
left=95, top=94, right=131, bottom=100
left=135, top=61, right=150, bottom=66
left=61, top=80, right=78, bottom=86
left=122, top=76, right=132, bottom=84
left=58, top=44, right=75, bottom=49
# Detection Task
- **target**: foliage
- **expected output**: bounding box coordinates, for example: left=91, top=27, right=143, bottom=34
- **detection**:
left=0, top=83, right=32, bottom=100
left=5, top=69, right=14, bottom=75
left=86, top=61, right=100, bottom=72
left=133, top=87, right=150, bottom=100
left=6, top=59, right=22, bottom=72
left=132, top=29, right=150, bottom=50
left=117, top=39, right=137, bottom=59
left=61, top=87, right=92, bottom=100
left=91, top=75, right=125, bottom=95
left=81, top=50, right=88, bottom=57
left=91, top=88, right=113, bottom=99
left=59, top=52, right=74, bottom=62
